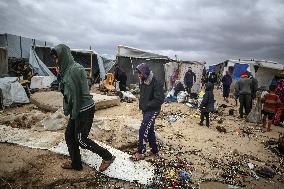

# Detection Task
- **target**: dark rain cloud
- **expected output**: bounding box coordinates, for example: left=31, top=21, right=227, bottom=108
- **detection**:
left=0, top=0, right=283, bottom=64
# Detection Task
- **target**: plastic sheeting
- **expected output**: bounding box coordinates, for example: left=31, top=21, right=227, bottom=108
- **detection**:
left=0, top=77, right=29, bottom=106
left=117, top=45, right=168, bottom=59
left=232, top=63, right=249, bottom=80
left=179, top=62, right=205, bottom=94
left=29, top=48, right=55, bottom=76
left=0, top=125, right=155, bottom=185
left=255, top=67, right=279, bottom=89
left=97, top=55, right=107, bottom=80
left=164, top=62, right=179, bottom=91
left=30, top=76, right=56, bottom=89
left=0, top=34, right=53, bottom=59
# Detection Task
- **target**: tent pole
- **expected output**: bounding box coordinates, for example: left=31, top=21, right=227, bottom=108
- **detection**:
left=90, top=52, right=93, bottom=78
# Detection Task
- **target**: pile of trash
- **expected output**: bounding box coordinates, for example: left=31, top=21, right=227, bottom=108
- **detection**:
left=150, top=156, right=194, bottom=188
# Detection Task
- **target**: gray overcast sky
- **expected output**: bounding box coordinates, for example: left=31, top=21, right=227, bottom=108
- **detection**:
left=0, top=0, right=284, bottom=65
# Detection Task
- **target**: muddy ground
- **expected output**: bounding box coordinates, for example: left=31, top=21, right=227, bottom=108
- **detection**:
left=0, top=89, right=284, bottom=189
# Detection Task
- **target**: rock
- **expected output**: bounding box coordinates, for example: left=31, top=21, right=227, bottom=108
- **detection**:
left=232, top=149, right=239, bottom=156
left=216, top=126, right=226, bottom=133
left=217, top=118, right=224, bottom=124
left=229, top=109, right=234, bottom=116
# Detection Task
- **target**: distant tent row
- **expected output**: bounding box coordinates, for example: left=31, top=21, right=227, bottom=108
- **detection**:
left=0, top=33, right=115, bottom=83
left=211, top=59, right=284, bottom=89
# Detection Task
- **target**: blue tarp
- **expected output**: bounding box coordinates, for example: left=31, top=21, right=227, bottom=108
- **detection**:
left=208, top=65, right=216, bottom=73
left=232, top=63, right=249, bottom=80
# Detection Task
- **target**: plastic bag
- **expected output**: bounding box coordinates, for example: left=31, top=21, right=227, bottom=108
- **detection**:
left=246, top=100, right=262, bottom=123
left=177, top=91, right=188, bottom=103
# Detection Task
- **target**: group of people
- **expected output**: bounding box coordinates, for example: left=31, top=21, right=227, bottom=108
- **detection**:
left=50, top=44, right=283, bottom=173
left=50, top=44, right=164, bottom=171
left=233, top=71, right=282, bottom=132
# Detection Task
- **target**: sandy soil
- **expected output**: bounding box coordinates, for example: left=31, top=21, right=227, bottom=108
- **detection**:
left=0, top=89, right=284, bottom=188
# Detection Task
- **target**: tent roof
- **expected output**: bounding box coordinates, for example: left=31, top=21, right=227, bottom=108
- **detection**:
left=34, top=46, right=98, bottom=55
left=117, top=45, right=169, bottom=59
left=228, top=59, right=284, bottom=70
left=178, top=60, right=206, bottom=66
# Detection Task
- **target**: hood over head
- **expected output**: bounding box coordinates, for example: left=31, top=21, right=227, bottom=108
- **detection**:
left=52, top=44, right=75, bottom=75
left=205, top=82, right=214, bottom=91
left=136, top=63, right=151, bottom=78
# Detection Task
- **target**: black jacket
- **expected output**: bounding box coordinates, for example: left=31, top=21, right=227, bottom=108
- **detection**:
left=184, top=71, right=196, bottom=87
left=199, top=82, right=215, bottom=113
left=139, top=76, right=164, bottom=112
left=208, top=73, right=217, bottom=84
left=174, top=82, right=185, bottom=96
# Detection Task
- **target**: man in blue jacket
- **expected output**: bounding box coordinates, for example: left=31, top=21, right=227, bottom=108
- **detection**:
left=222, top=71, right=232, bottom=102
left=131, top=63, right=164, bottom=161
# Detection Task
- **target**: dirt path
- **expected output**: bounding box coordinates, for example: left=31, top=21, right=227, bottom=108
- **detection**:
left=0, top=89, right=284, bottom=188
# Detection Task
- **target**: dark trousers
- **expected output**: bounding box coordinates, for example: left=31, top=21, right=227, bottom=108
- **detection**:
left=239, top=94, right=252, bottom=118
left=119, top=80, right=127, bottom=91
left=185, top=84, right=193, bottom=95
left=138, top=111, right=159, bottom=154
left=65, top=106, right=112, bottom=169
left=200, top=111, right=210, bottom=126
left=223, top=85, right=230, bottom=98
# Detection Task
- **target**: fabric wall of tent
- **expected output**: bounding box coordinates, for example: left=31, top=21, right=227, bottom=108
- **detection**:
left=164, top=61, right=205, bottom=93
left=0, top=33, right=53, bottom=59
left=178, top=61, right=205, bottom=93
left=116, top=45, right=170, bottom=87
left=0, top=47, right=8, bottom=75
left=34, top=46, right=110, bottom=83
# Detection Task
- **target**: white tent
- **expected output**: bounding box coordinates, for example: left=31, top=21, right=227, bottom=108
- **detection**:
left=221, top=59, right=284, bottom=89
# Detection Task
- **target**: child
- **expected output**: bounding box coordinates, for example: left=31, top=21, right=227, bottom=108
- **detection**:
left=199, top=82, right=215, bottom=127
left=261, top=85, right=281, bottom=132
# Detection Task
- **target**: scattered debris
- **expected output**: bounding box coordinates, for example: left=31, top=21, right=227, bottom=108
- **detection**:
left=216, top=126, right=227, bottom=133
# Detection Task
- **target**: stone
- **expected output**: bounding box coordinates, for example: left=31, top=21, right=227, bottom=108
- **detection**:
left=31, top=91, right=120, bottom=112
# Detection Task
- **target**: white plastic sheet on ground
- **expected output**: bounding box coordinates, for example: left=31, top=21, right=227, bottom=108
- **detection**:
left=0, top=125, right=155, bottom=185
left=30, top=76, right=56, bottom=89
left=0, top=77, right=29, bottom=106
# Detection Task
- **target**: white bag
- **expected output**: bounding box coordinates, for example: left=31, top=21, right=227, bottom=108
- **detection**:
left=177, top=91, right=188, bottom=103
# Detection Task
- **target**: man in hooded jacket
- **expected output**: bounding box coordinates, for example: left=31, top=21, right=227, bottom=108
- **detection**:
left=199, top=82, right=215, bottom=127
left=51, top=44, right=115, bottom=172
left=131, top=63, right=164, bottom=160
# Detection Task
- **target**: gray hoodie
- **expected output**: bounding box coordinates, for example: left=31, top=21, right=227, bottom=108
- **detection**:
left=235, top=77, right=252, bottom=96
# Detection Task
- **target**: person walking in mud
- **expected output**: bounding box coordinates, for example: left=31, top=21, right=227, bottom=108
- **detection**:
left=51, top=44, right=115, bottom=172
left=131, top=63, right=164, bottom=161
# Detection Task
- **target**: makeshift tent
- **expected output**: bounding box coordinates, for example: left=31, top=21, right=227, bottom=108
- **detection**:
left=34, top=46, right=110, bottom=83
left=0, top=47, right=8, bottom=74
left=0, top=33, right=52, bottom=59
left=0, top=77, right=29, bottom=106
left=116, top=45, right=170, bottom=87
